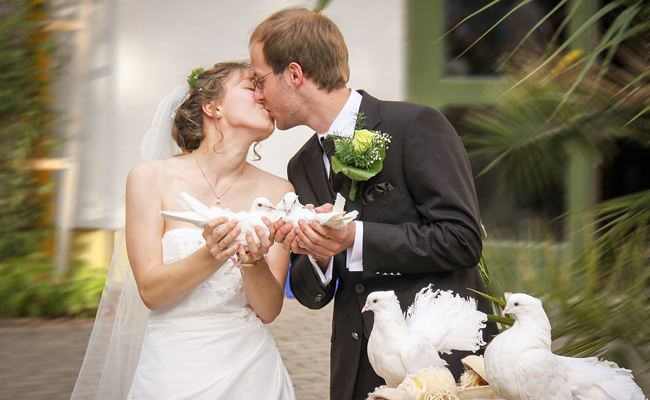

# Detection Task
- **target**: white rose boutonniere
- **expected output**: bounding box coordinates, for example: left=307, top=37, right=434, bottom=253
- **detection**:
left=330, top=113, right=391, bottom=201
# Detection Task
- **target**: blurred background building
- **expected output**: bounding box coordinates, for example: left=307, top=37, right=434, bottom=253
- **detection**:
left=47, top=0, right=648, bottom=273
left=51, top=0, right=407, bottom=272
left=2, top=0, right=648, bottom=393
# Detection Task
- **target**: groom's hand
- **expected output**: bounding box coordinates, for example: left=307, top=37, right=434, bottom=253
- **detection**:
left=293, top=212, right=355, bottom=260
left=273, top=203, right=316, bottom=248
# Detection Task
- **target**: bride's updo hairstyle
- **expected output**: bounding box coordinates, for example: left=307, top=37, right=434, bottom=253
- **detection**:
left=172, top=62, right=249, bottom=152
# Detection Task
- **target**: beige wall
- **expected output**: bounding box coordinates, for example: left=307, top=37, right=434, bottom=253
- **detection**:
left=70, top=0, right=406, bottom=231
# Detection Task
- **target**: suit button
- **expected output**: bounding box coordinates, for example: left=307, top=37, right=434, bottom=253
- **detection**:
left=352, top=333, right=359, bottom=340
left=355, top=284, right=365, bottom=293
left=315, top=294, right=323, bottom=302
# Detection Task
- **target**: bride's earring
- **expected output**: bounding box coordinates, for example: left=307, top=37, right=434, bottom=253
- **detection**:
left=215, top=110, right=222, bottom=118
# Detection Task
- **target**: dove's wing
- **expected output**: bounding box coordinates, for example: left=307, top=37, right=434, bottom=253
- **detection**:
left=162, top=192, right=239, bottom=230
left=515, top=350, right=572, bottom=400
left=405, top=286, right=486, bottom=354
left=366, top=309, right=412, bottom=388
left=558, top=356, right=647, bottom=400
left=159, top=210, right=208, bottom=227
left=332, top=193, right=346, bottom=213
left=320, top=210, right=359, bottom=230
left=281, top=198, right=357, bottom=229
left=208, top=205, right=235, bottom=219
left=233, top=211, right=272, bottom=250
left=283, top=206, right=316, bottom=225
left=179, top=192, right=214, bottom=219
left=399, top=335, right=445, bottom=375
left=370, top=344, right=409, bottom=388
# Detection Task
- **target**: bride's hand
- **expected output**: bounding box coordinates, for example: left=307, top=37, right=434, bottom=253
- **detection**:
left=203, top=217, right=241, bottom=262
left=237, top=216, right=276, bottom=264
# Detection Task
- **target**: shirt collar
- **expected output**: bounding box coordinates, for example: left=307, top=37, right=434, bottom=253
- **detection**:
left=317, top=89, right=362, bottom=142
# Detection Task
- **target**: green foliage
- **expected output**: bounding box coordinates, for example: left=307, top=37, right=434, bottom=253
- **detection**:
left=186, top=67, right=205, bottom=88
left=464, top=51, right=648, bottom=200
left=0, top=253, right=106, bottom=318
left=457, top=1, right=650, bottom=391
left=313, top=0, right=333, bottom=14
left=0, top=0, right=61, bottom=260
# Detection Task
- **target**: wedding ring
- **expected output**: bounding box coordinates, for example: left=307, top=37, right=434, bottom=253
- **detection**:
left=218, top=243, right=225, bottom=251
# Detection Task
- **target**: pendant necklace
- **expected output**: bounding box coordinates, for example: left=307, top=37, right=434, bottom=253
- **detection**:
left=194, top=152, right=242, bottom=204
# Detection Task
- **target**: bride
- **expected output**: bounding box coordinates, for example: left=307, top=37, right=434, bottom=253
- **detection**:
left=71, top=62, right=296, bottom=399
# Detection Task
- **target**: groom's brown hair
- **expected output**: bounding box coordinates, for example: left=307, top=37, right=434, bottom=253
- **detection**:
left=250, top=8, right=349, bottom=92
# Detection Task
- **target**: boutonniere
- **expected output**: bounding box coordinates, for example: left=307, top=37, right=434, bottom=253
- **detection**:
left=330, top=113, right=391, bottom=201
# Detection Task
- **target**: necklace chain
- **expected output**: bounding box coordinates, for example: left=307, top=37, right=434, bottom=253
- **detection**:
left=193, top=152, right=242, bottom=204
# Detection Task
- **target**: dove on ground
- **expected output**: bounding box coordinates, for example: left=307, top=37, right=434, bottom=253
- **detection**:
left=279, top=192, right=358, bottom=230
left=484, top=293, right=647, bottom=400
left=362, top=285, right=487, bottom=388
left=160, top=192, right=281, bottom=249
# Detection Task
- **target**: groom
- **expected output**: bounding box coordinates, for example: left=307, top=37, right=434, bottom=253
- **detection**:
left=250, top=8, right=495, bottom=400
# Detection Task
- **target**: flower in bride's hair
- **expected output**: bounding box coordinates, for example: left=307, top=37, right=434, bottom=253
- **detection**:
left=187, top=67, right=205, bottom=87
left=329, top=112, right=391, bottom=201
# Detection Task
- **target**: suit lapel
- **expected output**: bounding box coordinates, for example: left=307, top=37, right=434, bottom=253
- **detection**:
left=299, top=91, right=383, bottom=211
left=345, top=91, right=382, bottom=212
left=357, top=90, right=381, bottom=131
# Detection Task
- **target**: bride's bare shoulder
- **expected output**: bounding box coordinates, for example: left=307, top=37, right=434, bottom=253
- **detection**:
left=127, top=157, right=187, bottom=188
left=248, top=166, right=295, bottom=203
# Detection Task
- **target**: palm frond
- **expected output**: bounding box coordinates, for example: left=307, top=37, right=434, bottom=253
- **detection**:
left=455, top=0, right=535, bottom=60
left=313, top=0, right=332, bottom=14
left=499, top=1, right=622, bottom=97
left=497, top=0, right=570, bottom=70
left=435, top=0, right=503, bottom=45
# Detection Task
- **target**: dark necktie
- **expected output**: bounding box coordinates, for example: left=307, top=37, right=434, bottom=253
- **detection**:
left=320, top=136, right=347, bottom=195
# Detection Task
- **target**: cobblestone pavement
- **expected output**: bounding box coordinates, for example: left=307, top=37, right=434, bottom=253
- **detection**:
left=0, top=298, right=333, bottom=400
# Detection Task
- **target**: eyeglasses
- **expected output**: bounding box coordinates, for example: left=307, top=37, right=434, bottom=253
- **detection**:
left=251, top=70, right=273, bottom=90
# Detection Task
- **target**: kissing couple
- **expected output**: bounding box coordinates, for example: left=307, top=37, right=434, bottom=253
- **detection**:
left=72, top=7, right=494, bottom=400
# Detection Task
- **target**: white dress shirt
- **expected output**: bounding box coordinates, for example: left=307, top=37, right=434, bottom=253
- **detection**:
left=309, top=89, right=364, bottom=284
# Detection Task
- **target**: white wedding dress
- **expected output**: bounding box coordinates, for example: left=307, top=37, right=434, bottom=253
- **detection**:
left=126, top=228, right=294, bottom=400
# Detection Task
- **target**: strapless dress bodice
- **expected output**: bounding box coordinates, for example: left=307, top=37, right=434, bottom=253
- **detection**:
left=150, top=228, right=256, bottom=323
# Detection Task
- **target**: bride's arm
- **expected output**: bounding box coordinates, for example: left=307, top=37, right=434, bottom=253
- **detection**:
left=237, top=178, right=294, bottom=323
left=125, top=161, right=241, bottom=310
left=240, top=240, right=290, bottom=324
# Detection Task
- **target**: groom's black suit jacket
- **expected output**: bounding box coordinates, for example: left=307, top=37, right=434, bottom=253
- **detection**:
left=288, top=91, right=495, bottom=400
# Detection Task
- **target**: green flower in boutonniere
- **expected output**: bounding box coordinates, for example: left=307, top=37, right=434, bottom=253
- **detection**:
left=330, top=113, right=391, bottom=201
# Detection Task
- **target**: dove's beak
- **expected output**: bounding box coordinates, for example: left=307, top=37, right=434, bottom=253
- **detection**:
left=502, top=307, right=510, bottom=316
left=361, top=304, right=370, bottom=313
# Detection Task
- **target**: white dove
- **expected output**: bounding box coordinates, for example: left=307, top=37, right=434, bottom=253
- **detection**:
left=160, top=192, right=281, bottom=249
left=362, top=285, right=487, bottom=388
left=275, top=191, right=299, bottom=215
left=280, top=192, right=358, bottom=230
left=484, top=293, right=647, bottom=400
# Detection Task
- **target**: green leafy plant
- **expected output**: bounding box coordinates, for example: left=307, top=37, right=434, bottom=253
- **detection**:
left=0, top=0, right=62, bottom=261
left=0, top=254, right=106, bottom=318
left=187, top=67, right=205, bottom=88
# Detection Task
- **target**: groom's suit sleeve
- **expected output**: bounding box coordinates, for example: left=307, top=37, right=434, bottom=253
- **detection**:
left=359, top=102, right=483, bottom=278
left=286, top=165, right=338, bottom=310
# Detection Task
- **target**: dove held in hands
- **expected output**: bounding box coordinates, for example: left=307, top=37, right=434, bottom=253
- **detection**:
left=279, top=192, right=358, bottom=230
left=160, top=192, right=280, bottom=250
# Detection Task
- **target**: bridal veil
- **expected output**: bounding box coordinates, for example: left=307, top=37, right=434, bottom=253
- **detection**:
left=71, top=84, right=187, bottom=399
